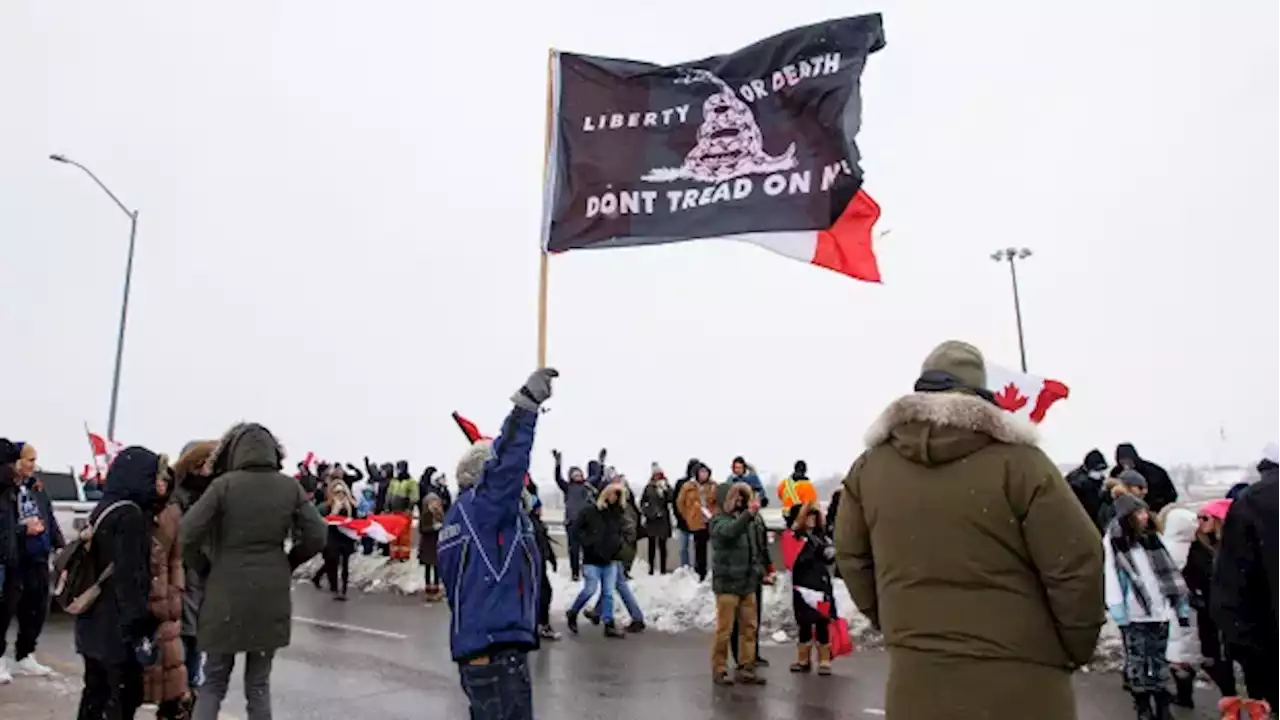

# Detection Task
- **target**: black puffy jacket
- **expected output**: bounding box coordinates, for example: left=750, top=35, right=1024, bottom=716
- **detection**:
left=1211, top=468, right=1278, bottom=658
left=576, top=501, right=624, bottom=567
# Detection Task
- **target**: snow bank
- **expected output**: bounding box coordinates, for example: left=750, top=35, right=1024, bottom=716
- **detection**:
left=292, top=554, right=1123, bottom=668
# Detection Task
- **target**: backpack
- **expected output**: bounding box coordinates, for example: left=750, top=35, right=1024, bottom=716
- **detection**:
left=51, top=500, right=138, bottom=615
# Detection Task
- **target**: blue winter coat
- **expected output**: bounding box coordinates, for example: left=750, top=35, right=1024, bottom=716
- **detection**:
left=438, top=405, right=542, bottom=663
left=728, top=471, right=769, bottom=507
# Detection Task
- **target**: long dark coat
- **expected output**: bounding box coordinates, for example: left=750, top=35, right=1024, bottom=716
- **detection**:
left=179, top=423, right=326, bottom=655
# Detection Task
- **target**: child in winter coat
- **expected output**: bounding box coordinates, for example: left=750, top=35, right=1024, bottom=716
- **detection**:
left=784, top=501, right=836, bottom=676
left=1105, top=493, right=1190, bottom=719
left=528, top=495, right=561, bottom=640
left=418, top=493, right=445, bottom=602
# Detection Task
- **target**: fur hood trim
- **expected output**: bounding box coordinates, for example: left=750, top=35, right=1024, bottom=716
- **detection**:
left=202, top=422, right=286, bottom=476
left=722, top=481, right=753, bottom=512
left=597, top=481, right=627, bottom=509
left=790, top=499, right=824, bottom=531
left=864, top=392, right=1038, bottom=448
left=174, top=440, right=217, bottom=482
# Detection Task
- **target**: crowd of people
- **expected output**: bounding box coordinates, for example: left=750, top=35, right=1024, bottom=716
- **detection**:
left=0, top=345, right=1275, bottom=720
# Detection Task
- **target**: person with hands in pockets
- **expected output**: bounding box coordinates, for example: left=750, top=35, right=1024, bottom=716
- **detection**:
left=439, top=368, right=557, bottom=720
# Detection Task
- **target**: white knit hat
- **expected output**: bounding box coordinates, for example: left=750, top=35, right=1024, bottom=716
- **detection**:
left=1262, top=442, right=1279, bottom=466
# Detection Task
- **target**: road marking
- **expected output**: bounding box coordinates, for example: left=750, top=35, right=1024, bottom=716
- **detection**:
left=862, top=710, right=886, bottom=716
left=292, top=616, right=408, bottom=640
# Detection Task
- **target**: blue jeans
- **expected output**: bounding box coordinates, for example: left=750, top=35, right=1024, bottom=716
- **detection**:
left=612, top=562, right=644, bottom=622
left=458, top=649, right=532, bottom=720
left=677, top=530, right=693, bottom=568
left=570, top=563, right=616, bottom=622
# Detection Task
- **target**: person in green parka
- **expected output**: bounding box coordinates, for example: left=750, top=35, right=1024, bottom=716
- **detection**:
left=708, top=481, right=768, bottom=687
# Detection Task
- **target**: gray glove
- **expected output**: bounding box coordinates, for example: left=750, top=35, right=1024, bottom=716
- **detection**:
left=512, top=368, right=559, bottom=411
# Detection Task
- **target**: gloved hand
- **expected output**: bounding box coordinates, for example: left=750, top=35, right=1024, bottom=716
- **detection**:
left=512, top=368, right=559, bottom=411
left=1177, top=616, right=1191, bottom=629
left=822, top=545, right=836, bottom=561
left=134, top=635, right=159, bottom=666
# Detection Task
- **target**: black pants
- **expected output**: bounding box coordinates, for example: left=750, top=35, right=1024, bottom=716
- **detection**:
left=693, top=530, right=709, bottom=582
left=731, top=585, right=763, bottom=664
left=321, top=548, right=350, bottom=594
left=565, top=523, right=582, bottom=579
left=798, top=619, right=830, bottom=644
left=0, top=556, right=50, bottom=661
left=647, top=536, right=668, bottom=574
left=1238, top=648, right=1278, bottom=711
left=423, top=564, right=438, bottom=586
left=538, top=564, right=553, bottom=626
left=78, top=656, right=143, bottom=720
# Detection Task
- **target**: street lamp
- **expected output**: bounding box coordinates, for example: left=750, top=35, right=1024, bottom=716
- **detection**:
left=50, top=153, right=139, bottom=442
left=990, top=247, right=1033, bottom=372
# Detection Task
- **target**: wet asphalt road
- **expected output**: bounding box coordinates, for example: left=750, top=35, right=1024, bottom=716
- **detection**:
left=35, top=586, right=1222, bottom=720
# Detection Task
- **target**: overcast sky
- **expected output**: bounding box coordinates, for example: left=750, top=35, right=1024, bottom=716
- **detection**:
left=3, top=1, right=1276, bottom=485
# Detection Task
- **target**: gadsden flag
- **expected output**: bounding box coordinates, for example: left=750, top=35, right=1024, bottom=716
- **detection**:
left=540, top=15, right=886, bottom=282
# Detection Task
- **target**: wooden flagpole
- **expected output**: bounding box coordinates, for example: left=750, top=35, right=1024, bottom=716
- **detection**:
left=537, top=49, right=554, bottom=369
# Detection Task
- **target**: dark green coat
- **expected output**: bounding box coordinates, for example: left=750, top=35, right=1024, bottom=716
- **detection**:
left=179, top=423, right=327, bottom=654
left=709, top=482, right=767, bottom=597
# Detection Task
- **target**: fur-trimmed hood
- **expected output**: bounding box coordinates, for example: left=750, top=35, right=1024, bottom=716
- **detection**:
left=865, top=391, right=1038, bottom=467
left=202, top=423, right=285, bottom=476
left=720, top=481, right=753, bottom=513
left=596, top=481, right=627, bottom=509
left=173, top=440, right=217, bottom=482
left=789, top=499, right=824, bottom=531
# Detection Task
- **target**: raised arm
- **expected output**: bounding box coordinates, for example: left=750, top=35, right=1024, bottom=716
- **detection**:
left=471, top=369, right=557, bottom=527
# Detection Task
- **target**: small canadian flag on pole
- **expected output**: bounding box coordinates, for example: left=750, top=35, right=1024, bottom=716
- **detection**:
left=986, top=365, right=1070, bottom=424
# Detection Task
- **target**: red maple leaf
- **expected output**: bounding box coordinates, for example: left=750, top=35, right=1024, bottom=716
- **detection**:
left=993, top=382, right=1029, bottom=412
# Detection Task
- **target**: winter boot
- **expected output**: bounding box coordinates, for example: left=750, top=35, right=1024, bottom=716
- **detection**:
left=712, top=670, right=734, bottom=686
left=538, top=624, right=562, bottom=641
left=584, top=608, right=601, bottom=626
left=734, top=665, right=767, bottom=685
left=817, top=643, right=833, bottom=676
left=603, top=621, right=626, bottom=639
left=625, top=619, right=646, bottom=634
left=1172, top=673, right=1195, bottom=708
left=1132, top=692, right=1153, bottom=720
left=565, top=609, right=579, bottom=634
left=790, top=642, right=812, bottom=673
left=1152, top=691, right=1172, bottom=720
left=756, top=655, right=770, bottom=668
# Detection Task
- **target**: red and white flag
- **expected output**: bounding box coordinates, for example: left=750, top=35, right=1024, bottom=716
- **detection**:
left=986, top=365, right=1069, bottom=424
left=88, top=432, right=124, bottom=459
left=326, top=514, right=412, bottom=545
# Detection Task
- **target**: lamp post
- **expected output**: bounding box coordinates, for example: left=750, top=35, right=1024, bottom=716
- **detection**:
left=990, top=247, right=1032, bottom=372
left=50, top=154, right=138, bottom=442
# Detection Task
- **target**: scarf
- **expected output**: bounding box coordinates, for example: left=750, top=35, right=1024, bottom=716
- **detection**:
left=1109, top=522, right=1187, bottom=614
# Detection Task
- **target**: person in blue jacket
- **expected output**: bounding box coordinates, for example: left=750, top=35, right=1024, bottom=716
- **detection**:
left=438, top=368, right=557, bottom=720
left=728, top=456, right=768, bottom=507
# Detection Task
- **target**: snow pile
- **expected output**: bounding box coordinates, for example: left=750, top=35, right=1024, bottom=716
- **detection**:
left=293, top=553, right=427, bottom=594
left=553, top=562, right=879, bottom=644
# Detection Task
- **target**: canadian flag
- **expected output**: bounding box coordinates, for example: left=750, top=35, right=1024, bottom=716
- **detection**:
left=88, top=432, right=124, bottom=459
left=326, top=514, right=412, bottom=544
left=986, top=365, right=1070, bottom=424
